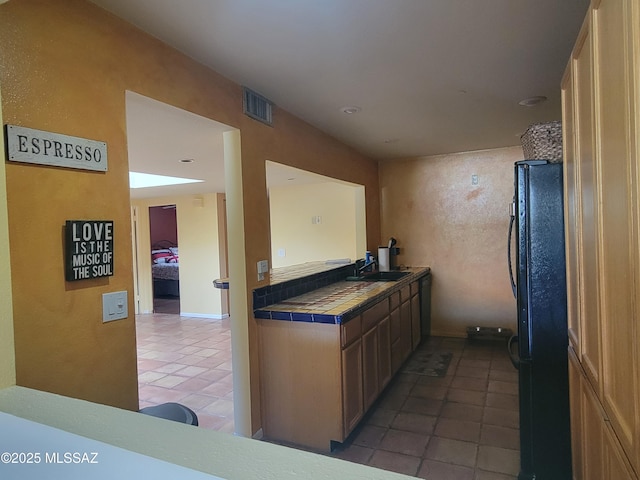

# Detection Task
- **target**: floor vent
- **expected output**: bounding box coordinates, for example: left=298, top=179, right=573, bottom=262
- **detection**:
left=243, top=87, right=273, bottom=126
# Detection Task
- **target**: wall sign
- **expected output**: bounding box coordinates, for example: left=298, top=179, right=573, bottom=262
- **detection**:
left=65, top=221, right=114, bottom=281
left=5, top=124, right=108, bottom=172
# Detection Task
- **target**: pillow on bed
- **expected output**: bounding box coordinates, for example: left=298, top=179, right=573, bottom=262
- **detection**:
left=152, top=249, right=174, bottom=263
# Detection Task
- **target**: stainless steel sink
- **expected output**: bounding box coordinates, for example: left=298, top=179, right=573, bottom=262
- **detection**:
left=346, top=271, right=411, bottom=282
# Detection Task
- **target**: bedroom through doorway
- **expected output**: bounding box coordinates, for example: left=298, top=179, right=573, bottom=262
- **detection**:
left=149, top=204, right=180, bottom=314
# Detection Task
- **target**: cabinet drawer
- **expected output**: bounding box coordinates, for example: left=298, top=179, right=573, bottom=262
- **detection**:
left=341, top=316, right=362, bottom=347
left=362, top=299, right=389, bottom=332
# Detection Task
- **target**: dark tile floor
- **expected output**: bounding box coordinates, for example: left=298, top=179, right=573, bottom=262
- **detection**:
left=328, top=336, right=520, bottom=479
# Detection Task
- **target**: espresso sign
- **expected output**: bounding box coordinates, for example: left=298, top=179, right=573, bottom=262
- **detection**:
left=65, top=220, right=114, bottom=281
left=6, top=125, right=107, bottom=172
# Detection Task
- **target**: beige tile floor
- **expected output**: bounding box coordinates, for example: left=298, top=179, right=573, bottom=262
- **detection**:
left=135, top=310, right=235, bottom=433
left=136, top=311, right=519, bottom=479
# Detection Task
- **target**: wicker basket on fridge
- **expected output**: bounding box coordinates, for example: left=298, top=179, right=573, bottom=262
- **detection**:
left=520, top=120, right=563, bottom=162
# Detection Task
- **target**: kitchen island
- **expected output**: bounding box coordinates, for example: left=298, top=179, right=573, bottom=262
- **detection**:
left=255, top=263, right=431, bottom=451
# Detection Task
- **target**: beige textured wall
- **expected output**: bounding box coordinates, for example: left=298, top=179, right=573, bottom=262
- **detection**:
left=177, top=194, right=224, bottom=317
left=380, top=146, right=523, bottom=337
left=269, top=182, right=363, bottom=268
left=0, top=0, right=379, bottom=429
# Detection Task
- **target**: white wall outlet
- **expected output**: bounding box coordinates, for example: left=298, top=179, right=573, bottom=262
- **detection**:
left=311, top=215, right=322, bottom=224
left=471, top=174, right=479, bottom=185
left=102, top=291, right=128, bottom=323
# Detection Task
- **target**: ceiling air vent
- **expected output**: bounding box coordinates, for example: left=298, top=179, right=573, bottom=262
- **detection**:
left=243, top=87, right=273, bottom=126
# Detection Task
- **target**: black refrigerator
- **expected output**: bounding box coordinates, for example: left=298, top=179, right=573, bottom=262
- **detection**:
left=508, top=160, right=572, bottom=480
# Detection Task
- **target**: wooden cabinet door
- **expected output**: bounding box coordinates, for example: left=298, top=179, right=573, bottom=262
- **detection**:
left=378, top=316, right=392, bottom=390
left=569, top=348, right=584, bottom=480
left=400, top=300, right=412, bottom=362
left=603, top=421, right=638, bottom=480
left=579, top=363, right=637, bottom=480
left=592, top=0, right=640, bottom=471
left=389, top=305, right=402, bottom=375
left=581, top=366, right=605, bottom=480
left=562, top=57, right=582, bottom=355
left=362, top=326, right=378, bottom=410
left=410, top=294, right=420, bottom=349
left=390, top=306, right=401, bottom=343
left=573, top=8, right=602, bottom=392
left=342, top=339, right=363, bottom=437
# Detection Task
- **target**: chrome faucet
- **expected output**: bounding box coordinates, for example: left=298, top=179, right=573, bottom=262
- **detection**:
left=357, top=257, right=377, bottom=275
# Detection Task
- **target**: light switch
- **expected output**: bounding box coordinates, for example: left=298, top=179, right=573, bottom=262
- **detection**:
left=102, top=291, right=128, bottom=323
left=257, top=260, right=269, bottom=273
left=257, top=260, right=269, bottom=281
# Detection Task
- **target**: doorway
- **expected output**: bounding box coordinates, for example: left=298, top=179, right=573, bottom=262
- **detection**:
left=149, top=204, right=180, bottom=314
left=126, top=91, right=250, bottom=435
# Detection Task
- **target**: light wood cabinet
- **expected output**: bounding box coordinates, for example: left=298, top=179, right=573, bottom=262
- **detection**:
left=378, top=315, right=392, bottom=390
left=258, top=320, right=343, bottom=451
left=362, top=325, right=378, bottom=410
left=569, top=348, right=584, bottom=480
left=591, top=0, right=639, bottom=468
left=362, top=297, right=393, bottom=409
left=569, top=347, right=637, bottom=480
left=342, top=338, right=363, bottom=435
left=561, top=51, right=581, bottom=354
left=564, top=0, right=640, bottom=476
left=389, top=292, right=402, bottom=373
left=258, top=277, right=426, bottom=451
left=574, top=8, right=602, bottom=391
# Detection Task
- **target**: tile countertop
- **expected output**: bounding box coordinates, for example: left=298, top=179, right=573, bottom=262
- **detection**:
left=268, top=259, right=354, bottom=285
left=254, top=266, right=430, bottom=325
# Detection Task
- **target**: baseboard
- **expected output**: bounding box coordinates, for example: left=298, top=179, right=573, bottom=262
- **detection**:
left=179, top=312, right=230, bottom=320
left=429, top=328, right=467, bottom=339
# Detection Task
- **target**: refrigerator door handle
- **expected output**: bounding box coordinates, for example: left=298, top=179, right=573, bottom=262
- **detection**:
left=508, top=334, right=520, bottom=369
left=508, top=203, right=517, bottom=298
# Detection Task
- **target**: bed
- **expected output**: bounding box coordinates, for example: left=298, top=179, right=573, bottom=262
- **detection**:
left=151, top=241, right=180, bottom=297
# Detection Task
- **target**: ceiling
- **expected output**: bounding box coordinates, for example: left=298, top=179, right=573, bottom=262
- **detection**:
left=99, top=0, right=589, bottom=197
left=126, top=92, right=342, bottom=199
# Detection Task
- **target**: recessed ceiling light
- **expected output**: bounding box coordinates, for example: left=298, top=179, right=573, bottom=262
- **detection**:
left=340, top=106, right=361, bottom=115
left=179, top=158, right=194, bottom=163
left=518, top=96, right=547, bottom=107
left=129, top=172, right=203, bottom=189
left=383, top=138, right=399, bottom=144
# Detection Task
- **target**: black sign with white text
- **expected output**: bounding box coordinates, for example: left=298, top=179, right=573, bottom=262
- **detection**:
left=65, top=220, right=114, bottom=281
